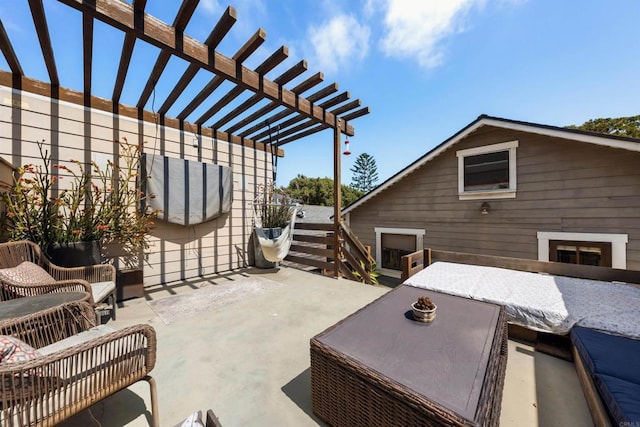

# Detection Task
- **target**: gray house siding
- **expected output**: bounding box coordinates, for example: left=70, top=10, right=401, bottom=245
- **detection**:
left=349, top=125, right=640, bottom=270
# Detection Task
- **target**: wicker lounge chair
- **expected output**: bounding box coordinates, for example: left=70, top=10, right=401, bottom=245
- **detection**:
left=0, top=240, right=117, bottom=320
left=0, top=300, right=158, bottom=426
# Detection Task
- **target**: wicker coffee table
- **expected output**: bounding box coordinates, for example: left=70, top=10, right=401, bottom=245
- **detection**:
left=311, top=285, right=507, bottom=426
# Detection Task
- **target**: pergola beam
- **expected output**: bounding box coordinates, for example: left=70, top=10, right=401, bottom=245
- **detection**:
left=158, top=6, right=237, bottom=115
left=194, top=45, right=288, bottom=125
left=28, top=0, right=59, bottom=86
left=0, top=21, right=23, bottom=75
left=176, top=28, right=266, bottom=120
left=136, top=0, right=200, bottom=109
left=57, top=0, right=355, bottom=135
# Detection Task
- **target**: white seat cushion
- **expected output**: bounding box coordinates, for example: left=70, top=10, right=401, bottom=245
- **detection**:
left=38, top=325, right=116, bottom=356
left=90, top=281, right=116, bottom=303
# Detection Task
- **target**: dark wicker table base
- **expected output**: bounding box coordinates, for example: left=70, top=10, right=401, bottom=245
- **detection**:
left=311, top=297, right=508, bottom=426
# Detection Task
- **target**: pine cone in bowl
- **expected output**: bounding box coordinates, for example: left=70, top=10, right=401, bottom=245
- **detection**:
left=414, top=296, right=436, bottom=311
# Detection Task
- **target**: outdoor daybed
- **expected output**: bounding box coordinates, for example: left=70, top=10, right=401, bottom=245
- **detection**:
left=400, top=249, right=640, bottom=424
left=402, top=260, right=640, bottom=338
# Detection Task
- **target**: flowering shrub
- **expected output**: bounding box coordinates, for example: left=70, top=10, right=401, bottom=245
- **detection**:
left=0, top=138, right=158, bottom=263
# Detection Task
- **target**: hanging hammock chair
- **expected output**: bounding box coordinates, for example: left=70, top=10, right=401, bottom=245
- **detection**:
left=253, top=201, right=299, bottom=263
left=252, top=122, right=299, bottom=264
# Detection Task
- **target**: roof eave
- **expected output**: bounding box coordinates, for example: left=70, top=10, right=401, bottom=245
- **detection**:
left=342, top=115, right=640, bottom=215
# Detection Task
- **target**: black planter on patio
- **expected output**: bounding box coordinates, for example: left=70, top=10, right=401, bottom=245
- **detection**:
left=47, top=240, right=104, bottom=267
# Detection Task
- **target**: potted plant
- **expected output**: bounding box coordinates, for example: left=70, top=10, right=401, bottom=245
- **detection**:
left=259, top=201, right=293, bottom=240
left=0, top=138, right=159, bottom=268
left=251, top=182, right=296, bottom=268
left=411, top=295, right=437, bottom=323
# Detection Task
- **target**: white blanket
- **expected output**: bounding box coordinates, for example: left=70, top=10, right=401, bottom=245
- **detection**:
left=403, top=261, right=640, bottom=338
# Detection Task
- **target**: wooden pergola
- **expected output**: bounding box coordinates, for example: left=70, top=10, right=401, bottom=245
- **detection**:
left=0, top=0, right=370, bottom=278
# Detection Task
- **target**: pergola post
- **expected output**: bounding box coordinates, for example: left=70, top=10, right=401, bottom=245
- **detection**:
left=333, top=120, right=341, bottom=278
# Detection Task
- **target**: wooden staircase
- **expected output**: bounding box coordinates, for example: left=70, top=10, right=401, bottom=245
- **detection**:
left=284, top=220, right=377, bottom=284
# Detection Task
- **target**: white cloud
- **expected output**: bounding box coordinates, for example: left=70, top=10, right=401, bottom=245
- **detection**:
left=377, top=0, right=483, bottom=68
left=200, top=0, right=221, bottom=15
left=308, top=14, right=371, bottom=75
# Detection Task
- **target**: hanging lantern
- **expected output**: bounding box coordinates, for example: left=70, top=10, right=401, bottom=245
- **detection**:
left=343, top=140, right=351, bottom=155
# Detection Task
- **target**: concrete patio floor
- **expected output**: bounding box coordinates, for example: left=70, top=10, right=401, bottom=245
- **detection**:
left=60, top=266, right=592, bottom=426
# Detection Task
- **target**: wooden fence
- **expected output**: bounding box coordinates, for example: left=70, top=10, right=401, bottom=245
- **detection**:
left=284, top=221, right=377, bottom=284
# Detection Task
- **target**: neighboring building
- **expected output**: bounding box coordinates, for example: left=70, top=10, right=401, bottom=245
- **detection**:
left=296, top=205, right=334, bottom=224
left=343, top=115, right=640, bottom=278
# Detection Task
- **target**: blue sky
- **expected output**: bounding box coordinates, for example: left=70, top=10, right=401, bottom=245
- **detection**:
left=1, top=1, right=639, bottom=188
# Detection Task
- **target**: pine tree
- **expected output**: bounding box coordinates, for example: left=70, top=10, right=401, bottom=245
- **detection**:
left=350, top=153, right=379, bottom=193
left=567, top=115, right=640, bottom=138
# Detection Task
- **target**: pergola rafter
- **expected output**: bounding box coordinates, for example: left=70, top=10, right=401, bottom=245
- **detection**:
left=158, top=6, right=237, bottom=115
left=113, top=0, right=148, bottom=104
left=136, top=0, right=200, bottom=109
left=194, top=45, right=289, bottom=125
left=217, top=60, right=309, bottom=133
left=28, top=0, right=59, bottom=86
left=176, top=28, right=266, bottom=120
left=237, top=81, right=342, bottom=139
left=0, top=21, right=22, bottom=75
left=55, top=0, right=363, bottom=136
left=83, top=13, right=93, bottom=98
left=2, top=0, right=370, bottom=150
left=257, top=98, right=362, bottom=145
left=214, top=73, right=324, bottom=135
left=245, top=90, right=350, bottom=141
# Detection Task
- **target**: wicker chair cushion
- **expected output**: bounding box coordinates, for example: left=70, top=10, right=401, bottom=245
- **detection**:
left=90, top=281, right=116, bottom=303
left=0, top=336, right=55, bottom=403
left=38, top=325, right=116, bottom=356
left=0, top=336, right=41, bottom=364
left=0, top=261, right=56, bottom=285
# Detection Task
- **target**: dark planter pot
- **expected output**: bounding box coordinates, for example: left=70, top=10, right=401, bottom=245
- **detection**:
left=47, top=240, right=104, bottom=267
left=264, top=227, right=283, bottom=240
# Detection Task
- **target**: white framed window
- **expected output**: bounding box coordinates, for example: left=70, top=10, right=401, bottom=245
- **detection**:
left=457, top=140, right=518, bottom=200
left=537, top=231, right=628, bottom=269
left=374, top=227, right=425, bottom=278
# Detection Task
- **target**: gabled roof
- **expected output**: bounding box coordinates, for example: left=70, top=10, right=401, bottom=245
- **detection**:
left=343, top=114, right=640, bottom=214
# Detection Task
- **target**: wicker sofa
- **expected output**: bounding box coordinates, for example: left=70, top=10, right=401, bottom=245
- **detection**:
left=0, top=300, right=158, bottom=426
left=0, top=240, right=117, bottom=320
